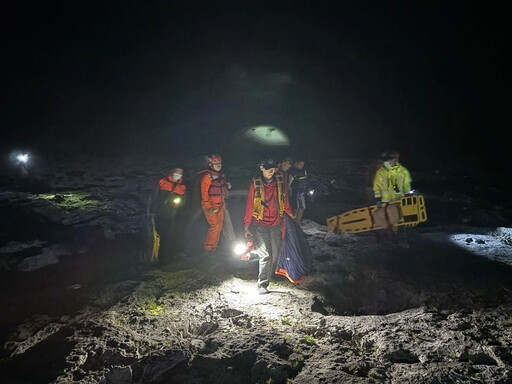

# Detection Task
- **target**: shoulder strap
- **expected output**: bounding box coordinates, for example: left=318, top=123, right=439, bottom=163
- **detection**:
left=254, top=178, right=263, bottom=198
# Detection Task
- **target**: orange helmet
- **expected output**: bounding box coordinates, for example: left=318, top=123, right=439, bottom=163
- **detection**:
left=205, top=154, right=222, bottom=167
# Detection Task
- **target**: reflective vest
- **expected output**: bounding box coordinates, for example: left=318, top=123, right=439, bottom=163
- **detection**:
left=199, top=169, right=228, bottom=210
left=373, top=164, right=412, bottom=202
left=252, top=174, right=287, bottom=220
left=199, top=170, right=228, bottom=197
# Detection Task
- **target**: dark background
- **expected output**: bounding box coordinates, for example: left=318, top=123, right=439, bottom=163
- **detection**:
left=1, top=0, right=509, bottom=173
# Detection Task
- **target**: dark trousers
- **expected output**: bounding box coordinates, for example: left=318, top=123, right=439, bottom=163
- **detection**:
left=376, top=226, right=408, bottom=247
left=155, top=209, right=184, bottom=263
left=255, top=225, right=283, bottom=289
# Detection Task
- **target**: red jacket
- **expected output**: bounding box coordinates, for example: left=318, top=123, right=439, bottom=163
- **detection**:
left=244, top=179, right=292, bottom=228
left=159, top=176, right=186, bottom=195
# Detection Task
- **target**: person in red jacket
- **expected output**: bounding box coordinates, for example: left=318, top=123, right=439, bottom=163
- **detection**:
left=244, top=158, right=293, bottom=294
left=199, top=154, right=231, bottom=253
left=152, top=168, right=187, bottom=263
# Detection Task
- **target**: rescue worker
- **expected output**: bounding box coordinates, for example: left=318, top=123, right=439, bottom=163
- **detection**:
left=373, top=151, right=411, bottom=205
left=199, top=154, right=231, bottom=253
left=288, top=160, right=309, bottom=225
left=373, top=151, right=412, bottom=247
left=244, top=158, right=294, bottom=294
left=152, top=168, right=187, bottom=263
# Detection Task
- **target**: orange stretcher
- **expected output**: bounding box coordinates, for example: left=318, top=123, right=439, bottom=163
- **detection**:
left=327, top=194, right=427, bottom=234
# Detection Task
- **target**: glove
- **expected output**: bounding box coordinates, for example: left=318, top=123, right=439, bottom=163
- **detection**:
left=376, top=200, right=382, bottom=208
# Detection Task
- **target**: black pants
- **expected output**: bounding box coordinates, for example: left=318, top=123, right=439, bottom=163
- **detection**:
left=155, top=209, right=184, bottom=263
left=376, top=226, right=408, bottom=247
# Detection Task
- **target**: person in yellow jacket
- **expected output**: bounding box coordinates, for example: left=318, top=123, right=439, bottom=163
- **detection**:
left=373, top=151, right=412, bottom=247
left=373, top=151, right=412, bottom=206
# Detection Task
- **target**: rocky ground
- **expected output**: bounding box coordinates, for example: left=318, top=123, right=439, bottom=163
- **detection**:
left=0, top=153, right=512, bottom=383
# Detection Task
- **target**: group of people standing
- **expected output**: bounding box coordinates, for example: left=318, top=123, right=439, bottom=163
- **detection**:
left=151, top=150, right=413, bottom=292
left=150, top=154, right=312, bottom=294
left=151, top=155, right=231, bottom=263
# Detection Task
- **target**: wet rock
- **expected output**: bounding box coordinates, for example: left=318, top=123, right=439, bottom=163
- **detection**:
left=106, top=366, right=132, bottom=384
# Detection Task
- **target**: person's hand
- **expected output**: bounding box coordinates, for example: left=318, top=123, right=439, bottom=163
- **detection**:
left=376, top=200, right=382, bottom=208
left=244, top=228, right=252, bottom=238
left=226, top=182, right=232, bottom=190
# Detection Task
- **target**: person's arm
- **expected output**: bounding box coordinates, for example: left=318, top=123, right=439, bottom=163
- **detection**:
left=288, top=174, right=294, bottom=195
left=373, top=170, right=383, bottom=207
left=174, top=183, right=186, bottom=196
left=201, top=175, right=213, bottom=210
left=176, top=183, right=187, bottom=205
left=284, top=192, right=294, bottom=218
left=223, top=175, right=232, bottom=190
left=403, top=167, right=412, bottom=194
left=244, top=183, right=256, bottom=235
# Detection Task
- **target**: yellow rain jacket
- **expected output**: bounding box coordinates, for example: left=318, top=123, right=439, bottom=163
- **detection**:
left=373, top=164, right=412, bottom=202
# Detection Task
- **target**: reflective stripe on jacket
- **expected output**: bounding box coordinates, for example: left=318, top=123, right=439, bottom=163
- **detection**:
left=289, top=169, right=308, bottom=196
left=373, top=164, right=411, bottom=202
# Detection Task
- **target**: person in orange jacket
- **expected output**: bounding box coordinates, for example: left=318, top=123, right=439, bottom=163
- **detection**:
left=199, top=154, right=231, bottom=253
left=152, top=168, right=187, bottom=263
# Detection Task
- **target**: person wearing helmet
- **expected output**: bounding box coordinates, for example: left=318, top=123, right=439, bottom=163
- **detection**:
left=244, top=158, right=294, bottom=294
left=199, top=154, right=231, bottom=253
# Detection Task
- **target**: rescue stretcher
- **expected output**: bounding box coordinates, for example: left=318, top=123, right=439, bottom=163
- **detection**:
left=327, top=194, right=427, bottom=234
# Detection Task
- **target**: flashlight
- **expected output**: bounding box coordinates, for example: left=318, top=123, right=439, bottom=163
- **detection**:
left=171, top=196, right=183, bottom=208
left=234, top=242, right=247, bottom=255
left=234, top=235, right=256, bottom=261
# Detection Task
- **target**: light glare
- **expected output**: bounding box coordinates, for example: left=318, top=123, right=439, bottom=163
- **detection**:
left=234, top=242, right=246, bottom=255
left=16, top=153, right=29, bottom=163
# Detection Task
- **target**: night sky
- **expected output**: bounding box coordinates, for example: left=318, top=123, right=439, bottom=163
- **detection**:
left=2, top=0, right=509, bottom=171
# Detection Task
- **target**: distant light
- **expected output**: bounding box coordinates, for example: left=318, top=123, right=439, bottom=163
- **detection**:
left=244, top=125, right=290, bottom=146
left=308, top=189, right=315, bottom=196
left=173, top=197, right=182, bottom=205
left=16, top=153, right=29, bottom=164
